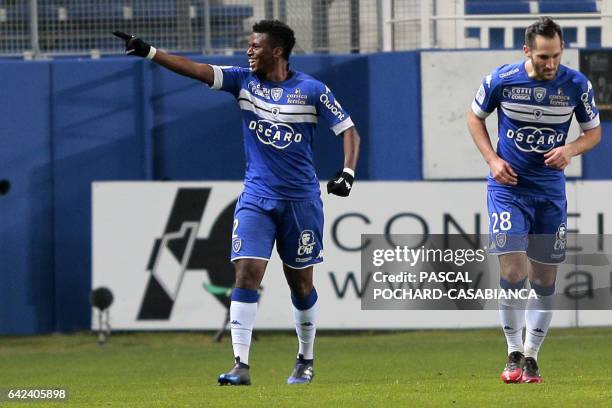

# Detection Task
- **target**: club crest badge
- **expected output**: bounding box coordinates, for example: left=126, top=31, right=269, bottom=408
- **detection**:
left=271, top=88, right=283, bottom=102
left=533, top=109, right=543, bottom=120
left=232, top=237, right=242, bottom=253
left=495, top=232, right=507, bottom=249
left=534, top=87, right=546, bottom=102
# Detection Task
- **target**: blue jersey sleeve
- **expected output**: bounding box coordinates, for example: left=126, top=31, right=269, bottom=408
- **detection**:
left=315, top=82, right=354, bottom=135
left=210, top=65, right=248, bottom=97
left=574, top=76, right=600, bottom=130
left=471, top=70, right=503, bottom=119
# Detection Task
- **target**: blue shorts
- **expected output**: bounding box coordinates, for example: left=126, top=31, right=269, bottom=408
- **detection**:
left=230, top=192, right=324, bottom=269
left=487, top=189, right=567, bottom=264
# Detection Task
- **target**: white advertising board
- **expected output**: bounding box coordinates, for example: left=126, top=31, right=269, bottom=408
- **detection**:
left=93, top=181, right=612, bottom=330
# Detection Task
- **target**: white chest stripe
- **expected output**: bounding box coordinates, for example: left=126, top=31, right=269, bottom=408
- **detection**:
left=501, top=101, right=574, bottom=116
left=239, top=99, right=318, bottom=124
left=501, top=101, right=573, bottom=124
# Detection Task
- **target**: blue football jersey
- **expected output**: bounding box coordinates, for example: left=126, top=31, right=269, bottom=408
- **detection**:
left=472, top=61, right=600, bottom=198
left=209, top=65, right=354, bottom=200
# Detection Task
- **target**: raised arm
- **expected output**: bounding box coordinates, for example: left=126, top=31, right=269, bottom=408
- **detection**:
left=113, top=31, right=214, bottom=86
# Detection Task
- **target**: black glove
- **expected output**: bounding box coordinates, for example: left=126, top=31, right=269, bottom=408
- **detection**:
left=326, top=169, right=354, bottom=197
left=113, top=31, right=155, bottom=59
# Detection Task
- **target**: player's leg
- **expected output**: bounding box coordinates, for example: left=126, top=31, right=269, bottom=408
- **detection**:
left=499, top=253, right=529, bottom=352
left=284, top=264, right=317, bottom=384
left=488, top=190, right=531, bottom=383
left=276, top=198, right=323, bottom=384
left=521, top=260, right=556, bottom=383
left=284, top=264, right=316, bottom=362
left=498, top=253, right=529, bottom=383
left=219, top=193, right=276, bottom=386
left=218, top=259, right=266, bottom=386
left=522, top=198, right=566, bottom=383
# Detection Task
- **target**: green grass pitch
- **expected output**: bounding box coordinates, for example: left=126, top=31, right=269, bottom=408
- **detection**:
left=1, top=328, right=611, bottom=407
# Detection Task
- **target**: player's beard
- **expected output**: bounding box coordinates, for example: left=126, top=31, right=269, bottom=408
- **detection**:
left=533, top=59, right=558, bottom=81
left=540, top=67, right=558, bottom=80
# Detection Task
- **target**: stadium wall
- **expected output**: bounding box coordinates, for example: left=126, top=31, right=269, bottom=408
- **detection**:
left=0, top=62, right=55, bottom=334
left=0, top=51, right=609, bottom=334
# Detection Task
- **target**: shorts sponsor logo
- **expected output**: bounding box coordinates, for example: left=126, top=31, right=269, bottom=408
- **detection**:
left=296, top=257, right=313, bottom=263
left=298, top=230, right=316, bottom=256
left=249, top=120, right=303, bottom=149
left=554, top=223, right=567, bottom=251
left=506, top=126, right=565, bottom=153
left=534, top=87, right=546, bottom=102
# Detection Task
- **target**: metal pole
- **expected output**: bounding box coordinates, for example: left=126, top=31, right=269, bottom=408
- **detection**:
left=176, top=0, right=192, bottom=51
left=203, top=0, right=211, bottom=54
left=349, top=0, right=359, bottom=53
left=455, top=0, right=465, bottom=48
left=265, top=0, right=274, bottom=20
left=29, top=0, right=41, bottom=58
left=420, top=0, right=431, bottom=49
left=312, top=0, right=331, bottom=53
left=380, top=0, right=393, bottom=52
left=278, top=0, right=287, bottom=22
left=376, top=0, right=384, bottom=52
left=602, top=0, right=612, bottom=47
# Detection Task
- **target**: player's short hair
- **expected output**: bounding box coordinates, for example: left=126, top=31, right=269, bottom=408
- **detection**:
left=252, top=20, right=296, bottom=60
left=525, top=17, right=563, bottom=49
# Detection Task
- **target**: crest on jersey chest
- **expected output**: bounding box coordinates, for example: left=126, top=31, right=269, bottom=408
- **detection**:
left=533, top=109, right=543, bottom=120
left=271, top=88, right=283, bottom=102
left=534, top=87, right=546, bottom=102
